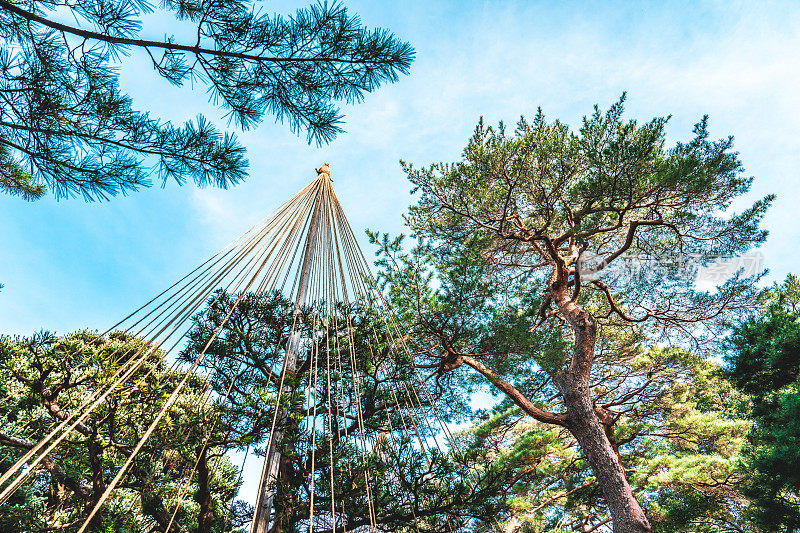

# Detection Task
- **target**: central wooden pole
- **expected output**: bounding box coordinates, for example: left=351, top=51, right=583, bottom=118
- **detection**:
left=251, top=166, right=329, bottom=533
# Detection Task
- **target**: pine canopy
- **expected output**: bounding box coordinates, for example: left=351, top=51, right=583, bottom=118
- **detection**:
left=0, top=0, right=414, bottom=200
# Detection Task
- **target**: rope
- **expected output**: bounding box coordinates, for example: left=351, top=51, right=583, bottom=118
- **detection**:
left=1, top=167, right=484, bottom=533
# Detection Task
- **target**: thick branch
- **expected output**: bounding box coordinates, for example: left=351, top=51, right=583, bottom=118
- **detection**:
left=0, top=431, right=91, bottom=499
left=460, top=355, right=567, bottom=426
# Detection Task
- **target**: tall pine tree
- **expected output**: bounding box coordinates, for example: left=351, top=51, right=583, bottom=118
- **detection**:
left=372, top=96, right=771, bottom=532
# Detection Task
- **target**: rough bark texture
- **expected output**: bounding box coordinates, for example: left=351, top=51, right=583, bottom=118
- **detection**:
left=196, top=445, right=215, bottom=533
left=552, top=280, right=651, bottom=533
left=555, top=372, right=651, bottom=533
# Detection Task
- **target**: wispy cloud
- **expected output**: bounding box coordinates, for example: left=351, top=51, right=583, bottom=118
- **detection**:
left=3, top=0, right=798, bottom=336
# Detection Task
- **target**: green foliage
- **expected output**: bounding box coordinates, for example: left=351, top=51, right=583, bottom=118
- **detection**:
left=726, top=274, right=800, bottom=531
left=0, top=0, right=413, bottom=200
left=0, top=142, right=44, bottom=200
left=181, top=289, right=497, bottom=531
left=0, top=331, right=248, bottom=532
left=727, top=275, right=800, bottom=397
left=456, top=351, right=753, bottom=532
left=649, top=489, right=740, bottom=533
left=370, top=97, right=770, bottom=530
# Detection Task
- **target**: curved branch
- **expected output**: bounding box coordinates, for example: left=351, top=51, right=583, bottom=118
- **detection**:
left=460, top=355, right=567, bottom=427
left=582, top=219, right=669, bottom=275
left=590, top=279, right=651, bottom=323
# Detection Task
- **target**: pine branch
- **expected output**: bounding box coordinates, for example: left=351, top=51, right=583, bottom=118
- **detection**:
left=0, top=1, right=403, bottom=67
left=0, top=0, right=413, bottom=200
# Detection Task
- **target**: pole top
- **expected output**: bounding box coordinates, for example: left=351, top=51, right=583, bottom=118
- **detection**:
left=316, top=163, right=331, bottom=181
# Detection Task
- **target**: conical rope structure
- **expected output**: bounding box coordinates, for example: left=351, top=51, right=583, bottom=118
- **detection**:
left=0, top=167, right=489, bottom=532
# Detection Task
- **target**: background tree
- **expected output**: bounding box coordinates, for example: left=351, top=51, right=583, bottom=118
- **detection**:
left=181, top=289, right=503, bottom=532
left=371, top=96, right=771, bottom=532
left=456, top=349, right=752, bottom=533
left=0, top=331, right=250, bottom=532
left=725, top=274, right=800, bottom=531
left=0, top=0, right=413, bottom=200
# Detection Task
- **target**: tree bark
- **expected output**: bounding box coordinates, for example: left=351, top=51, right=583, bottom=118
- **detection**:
left=196, top=445, right=215, bottom=533
left=554, top=371, right=651, bottom=533
left=548, top=278, right=651, bottom=533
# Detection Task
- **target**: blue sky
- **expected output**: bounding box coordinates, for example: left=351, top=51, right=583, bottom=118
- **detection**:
left=3, top=0, right=800, bottom=334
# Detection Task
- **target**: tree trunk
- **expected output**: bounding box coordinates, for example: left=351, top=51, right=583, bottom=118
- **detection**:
left=252, top=329, right=301, bottom=533
left=548, top=279, right=652, bottom=533
left=252, top=171, right=326, bottom=533
left=196, top=445, right=215, bottom=533
left=268, top=449, right=297, bottom=533
left=85, top=432, right=104, bottom=531
left=554, top=371, right=651, bottom=533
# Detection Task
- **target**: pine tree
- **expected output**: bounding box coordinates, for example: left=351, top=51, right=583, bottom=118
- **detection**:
left=0, top=0, right=413, bottom=200
left=726, top=274, right=800, bottom=531
left=181, top=289, right=502, bottom=531
left=372, top=95, right=771, bottom=533
left=0, top=331, right=250, bottom=532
